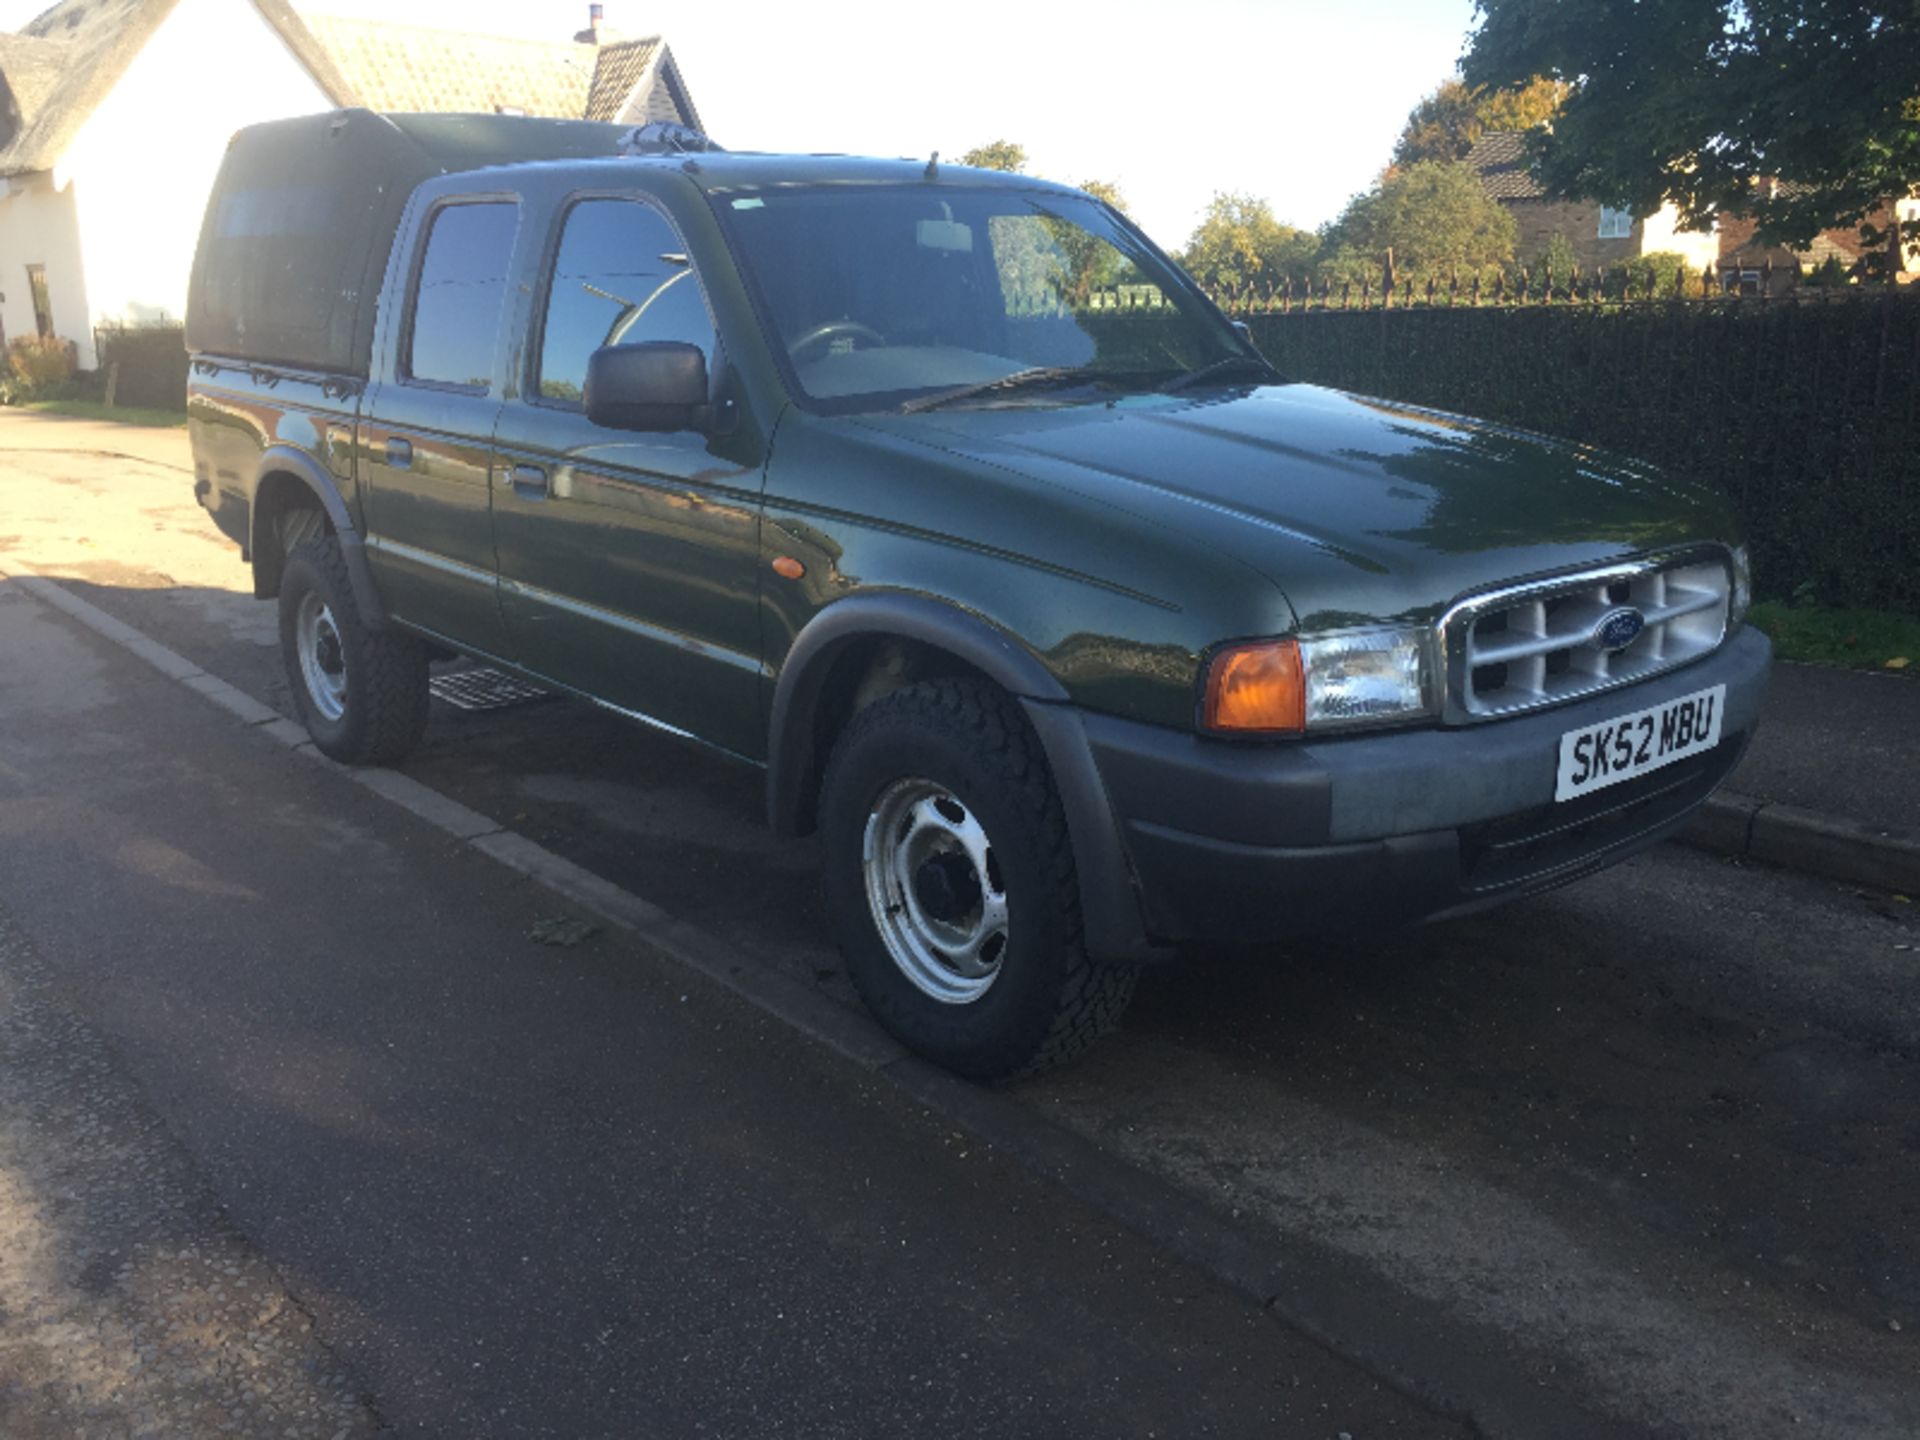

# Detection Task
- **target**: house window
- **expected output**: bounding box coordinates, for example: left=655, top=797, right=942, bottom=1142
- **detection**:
left=25, top=264, right=52, bottom=337
left=1597, top=206, right=1633, bottom=240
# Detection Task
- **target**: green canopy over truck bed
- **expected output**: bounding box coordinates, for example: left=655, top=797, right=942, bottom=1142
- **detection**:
left=187, top=109, right=629, bottom=377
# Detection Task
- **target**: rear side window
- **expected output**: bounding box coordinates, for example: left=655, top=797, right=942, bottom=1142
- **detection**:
left=536, top=199, right=715, bottom=406
left=406, top=202, right=519, bottom=389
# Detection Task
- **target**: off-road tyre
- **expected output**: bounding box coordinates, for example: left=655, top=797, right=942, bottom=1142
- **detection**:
left=278, top=535, right=429, bottom=765
left=818, top=677, right=1138, bottom=1081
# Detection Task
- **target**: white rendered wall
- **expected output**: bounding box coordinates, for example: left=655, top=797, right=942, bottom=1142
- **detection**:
left=0, top=173, right=90, bottom=353
left=1638, top=204, right=1720, bottom=276
left=58, top=0, right=332, bottom=363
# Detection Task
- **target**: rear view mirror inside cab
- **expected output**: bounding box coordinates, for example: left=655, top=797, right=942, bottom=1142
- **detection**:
left=916, top=219, right=973, bottom=253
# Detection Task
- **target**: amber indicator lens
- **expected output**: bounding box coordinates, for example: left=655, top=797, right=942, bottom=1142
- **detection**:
left=771, top=556, right=806, bottom=580
left=1203, top=640, right=1306, bottom=733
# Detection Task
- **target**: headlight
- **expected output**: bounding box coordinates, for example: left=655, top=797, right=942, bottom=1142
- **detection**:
left=1202, top=627, right=1434, bottom=735
left=1728, top=544, right=1752, bottom=627
left=1299, top=627, right=1432, bottom=728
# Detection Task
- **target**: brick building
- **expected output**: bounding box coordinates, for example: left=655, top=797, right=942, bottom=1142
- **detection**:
left=1463, top=132, right=1721, bottom=281
left=1467, top=132, right=1919, bottom=294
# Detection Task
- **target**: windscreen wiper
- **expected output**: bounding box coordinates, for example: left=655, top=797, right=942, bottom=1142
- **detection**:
left=1156, top=354, right=1282, bottom=394
left=899, top=366, right=1091, bottom=414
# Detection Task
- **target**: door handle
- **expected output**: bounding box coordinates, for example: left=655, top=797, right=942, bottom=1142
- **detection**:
left=509, top=463, right=549, bottom=499
left=325, top=426, right=354, bottom=477
left=385, top=436, right=413, bottom=467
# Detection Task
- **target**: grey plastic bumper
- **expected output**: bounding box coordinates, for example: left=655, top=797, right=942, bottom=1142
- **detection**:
left=1031, top=625, right=1773, bottom=956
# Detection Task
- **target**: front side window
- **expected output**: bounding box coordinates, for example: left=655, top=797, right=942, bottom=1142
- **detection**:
left=407, top=202, right=519, bottom=389
left=536, top=199, right=715, bottom=406
left=715, top=184, right=1242, bottom=413
left=1598, top=205, right=1633, bottom=240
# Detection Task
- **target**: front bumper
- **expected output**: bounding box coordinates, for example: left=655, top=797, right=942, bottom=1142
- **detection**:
left=1042, top=624, right=1772, bottom=953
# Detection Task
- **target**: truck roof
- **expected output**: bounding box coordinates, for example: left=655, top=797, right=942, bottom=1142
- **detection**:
left=446, top=148, right=1086, bottom=199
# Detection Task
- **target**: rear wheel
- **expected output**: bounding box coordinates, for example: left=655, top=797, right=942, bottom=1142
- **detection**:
left=819, top=678, right=1138, bottom=1080
left=278, top=535, right=428, bottom=764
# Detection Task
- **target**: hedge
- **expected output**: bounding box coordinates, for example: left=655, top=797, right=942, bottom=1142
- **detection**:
left=94, top=323, right=189, bottom=412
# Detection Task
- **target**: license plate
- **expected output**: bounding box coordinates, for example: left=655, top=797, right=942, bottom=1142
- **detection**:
left=1555, top=684, right=1725, bottom=802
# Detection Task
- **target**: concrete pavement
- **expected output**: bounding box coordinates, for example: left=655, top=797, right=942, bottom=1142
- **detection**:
left=1740, top=661, right=1920, bottom=836
left=1688, top=660, right=1920, bottom=892
left=0, top=407, right=190, bottom=472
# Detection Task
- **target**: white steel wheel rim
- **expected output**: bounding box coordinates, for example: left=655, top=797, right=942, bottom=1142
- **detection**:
left=295, top=592, right=348, bottom=723
left=861, top=778, right=1010, bottom=1005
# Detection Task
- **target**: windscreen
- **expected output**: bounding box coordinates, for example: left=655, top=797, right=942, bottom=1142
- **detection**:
left=715, top=184, right=1242, bottom=412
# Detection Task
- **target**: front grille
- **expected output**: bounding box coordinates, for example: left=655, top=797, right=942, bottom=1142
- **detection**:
left=1442, top=550, right=1732, bottom=722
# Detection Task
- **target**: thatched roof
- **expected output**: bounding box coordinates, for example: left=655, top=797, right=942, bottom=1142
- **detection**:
left=0, top=0, right=178, bottom=175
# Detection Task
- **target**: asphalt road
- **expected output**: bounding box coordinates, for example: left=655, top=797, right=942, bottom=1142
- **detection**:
left=2, top=425, right=1917, bottom=1436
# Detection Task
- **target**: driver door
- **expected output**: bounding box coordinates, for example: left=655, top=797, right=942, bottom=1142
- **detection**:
left=489, top=196, right=763, bottom=757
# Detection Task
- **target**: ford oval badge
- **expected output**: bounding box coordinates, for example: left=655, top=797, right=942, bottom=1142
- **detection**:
left=1594, top=607, right=1646, bottom=652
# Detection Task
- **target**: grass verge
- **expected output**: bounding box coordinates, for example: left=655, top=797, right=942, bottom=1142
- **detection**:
left=1748, top=601, right=1920, bottom=671
left=15, top=400, right=186, bottom=428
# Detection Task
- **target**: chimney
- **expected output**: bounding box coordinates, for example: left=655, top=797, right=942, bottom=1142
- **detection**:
left=573, top=4, right=609, bottom=44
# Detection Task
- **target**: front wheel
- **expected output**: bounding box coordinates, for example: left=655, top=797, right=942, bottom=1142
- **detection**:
left=278, top=535, right=429, bottom=764
left=818, top=678, right=1138, bottom=1080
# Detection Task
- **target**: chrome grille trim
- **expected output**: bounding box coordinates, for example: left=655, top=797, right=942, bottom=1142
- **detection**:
left=1437, top=547, right=1735, bottom=723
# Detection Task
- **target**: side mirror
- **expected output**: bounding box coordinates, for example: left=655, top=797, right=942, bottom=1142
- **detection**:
left=1231, top=320, right=1254, bottom=346
left=584, top=341, right=710, bottom=433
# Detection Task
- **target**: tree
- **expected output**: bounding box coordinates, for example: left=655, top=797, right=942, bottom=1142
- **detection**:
left=1392, top=75, right=1566, bottom=167
left=1179, top=192, right=1319, bottom=291
left=959, top=140, right=1027, bottom=173
left=1535, top=231, right=1579, bottom=285
left=1462, top=0, right=1920, bottom=269
left=1078, top=179, right=1128, bottom=217
left=1053, top=180, right=1134, bottom=302
left=1321, top=161, right=1517, bottom=283
left=1619, top=251, right=1694, bottom=299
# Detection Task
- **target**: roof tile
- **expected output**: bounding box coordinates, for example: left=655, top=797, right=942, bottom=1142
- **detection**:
left=299, top=14, right=592, bottom=118
left=1464, top=131, right=1547, bottom=201
left=585, top=37, right=661, bottom=122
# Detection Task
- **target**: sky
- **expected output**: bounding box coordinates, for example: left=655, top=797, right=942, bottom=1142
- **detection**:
left=1, top=0, right=1481, bottom=249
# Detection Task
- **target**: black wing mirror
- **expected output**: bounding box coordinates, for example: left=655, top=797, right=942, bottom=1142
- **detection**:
left=584, top=342, right=710, bottom=433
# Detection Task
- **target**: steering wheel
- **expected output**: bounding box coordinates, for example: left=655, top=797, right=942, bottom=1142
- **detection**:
left=790, top=319, right=886, bottom=363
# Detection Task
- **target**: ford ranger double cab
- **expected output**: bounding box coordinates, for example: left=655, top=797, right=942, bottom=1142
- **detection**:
left=187, top=111, right=1771, bottom=1079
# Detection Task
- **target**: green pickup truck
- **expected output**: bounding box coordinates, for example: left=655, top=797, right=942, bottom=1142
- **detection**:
left=187, top=112, right=1770, bottom=1078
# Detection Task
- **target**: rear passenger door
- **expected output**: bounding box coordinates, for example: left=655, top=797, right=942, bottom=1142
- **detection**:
left=489, top=194, right=763, bottom=758
left=360, top=197, right=518, bottom=657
